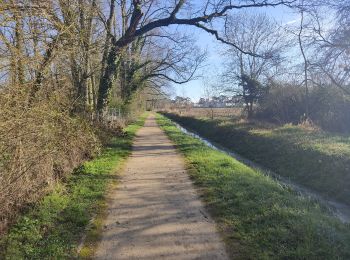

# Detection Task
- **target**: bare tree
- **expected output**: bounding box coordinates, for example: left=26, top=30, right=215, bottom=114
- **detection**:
left=310, top=1, right=350, bottom=95
left=297, top=0, right=310, bottom=119
left=220, top=12, right=287, bottom=117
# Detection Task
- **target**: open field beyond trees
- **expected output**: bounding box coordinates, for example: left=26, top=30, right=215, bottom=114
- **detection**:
left=168, top=108, right=242, bottom=119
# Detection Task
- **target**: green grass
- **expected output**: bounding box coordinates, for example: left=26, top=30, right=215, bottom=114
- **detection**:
left=0, top=115, right=146, bottom=260
left=163, top=113, right=350, bottom=206
left=156, top=113, right=350, bottom=259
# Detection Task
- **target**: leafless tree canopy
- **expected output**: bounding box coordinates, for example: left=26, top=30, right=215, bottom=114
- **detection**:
left=222, top=12, right=287, bottom=86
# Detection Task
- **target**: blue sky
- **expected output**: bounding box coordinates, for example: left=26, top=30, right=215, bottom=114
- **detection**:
left=171, top=4, right=298, bottom=102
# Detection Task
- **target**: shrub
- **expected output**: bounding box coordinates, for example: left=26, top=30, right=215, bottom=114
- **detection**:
left=256, top=83, right=350, bottom=133
left=0, top=85, right=100, bottom=235
left=255, top=83, right=306, bottom=124
left=309, top=86, right=350, bottom=132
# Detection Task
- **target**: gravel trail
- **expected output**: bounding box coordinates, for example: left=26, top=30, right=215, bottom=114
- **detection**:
left=94, top=114, right=229, bottom=260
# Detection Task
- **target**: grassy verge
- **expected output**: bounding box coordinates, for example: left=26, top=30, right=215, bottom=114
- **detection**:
left=0, top=114, right=146, bottom=259
left=156, top=113, right=350, bottom=259
left=163, top=113, right=350, bottom=205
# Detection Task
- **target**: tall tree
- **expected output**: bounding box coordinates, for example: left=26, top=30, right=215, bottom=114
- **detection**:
left=220, top=12, right=287, bottom=117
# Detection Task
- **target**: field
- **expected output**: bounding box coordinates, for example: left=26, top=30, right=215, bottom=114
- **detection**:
left=156, top=113, right=350, bottom=259
left=162, top=110, right=350, bottom=206
left=167, top=107, right=242, bottom=119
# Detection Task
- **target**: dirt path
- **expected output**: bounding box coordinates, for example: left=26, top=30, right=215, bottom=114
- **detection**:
left=95, top=114, right=229, bottom=260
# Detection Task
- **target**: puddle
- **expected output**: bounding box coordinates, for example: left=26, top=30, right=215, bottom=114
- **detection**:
left=173, top=121, right=350, bottom=223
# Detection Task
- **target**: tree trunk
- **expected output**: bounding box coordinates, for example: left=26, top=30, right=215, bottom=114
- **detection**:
left=298, top=4, right=309, bottom=120
left=14, top=13, right=24, bottom=85
left=97, top=45, right=119, bottom=112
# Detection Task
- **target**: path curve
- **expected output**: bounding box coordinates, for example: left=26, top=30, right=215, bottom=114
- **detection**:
left=95, top=114, right=229, bottom=260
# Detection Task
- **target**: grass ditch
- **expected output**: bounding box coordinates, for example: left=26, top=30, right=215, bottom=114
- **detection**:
left=0, top=115, right=146, bottom=259
left=163, top=113, right=350, bottom=206
left=156, top=113, right=350, bottom=259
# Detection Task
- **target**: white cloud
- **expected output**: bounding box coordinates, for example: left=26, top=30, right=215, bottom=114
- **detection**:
left=284, top=18, right=301, bottom=25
